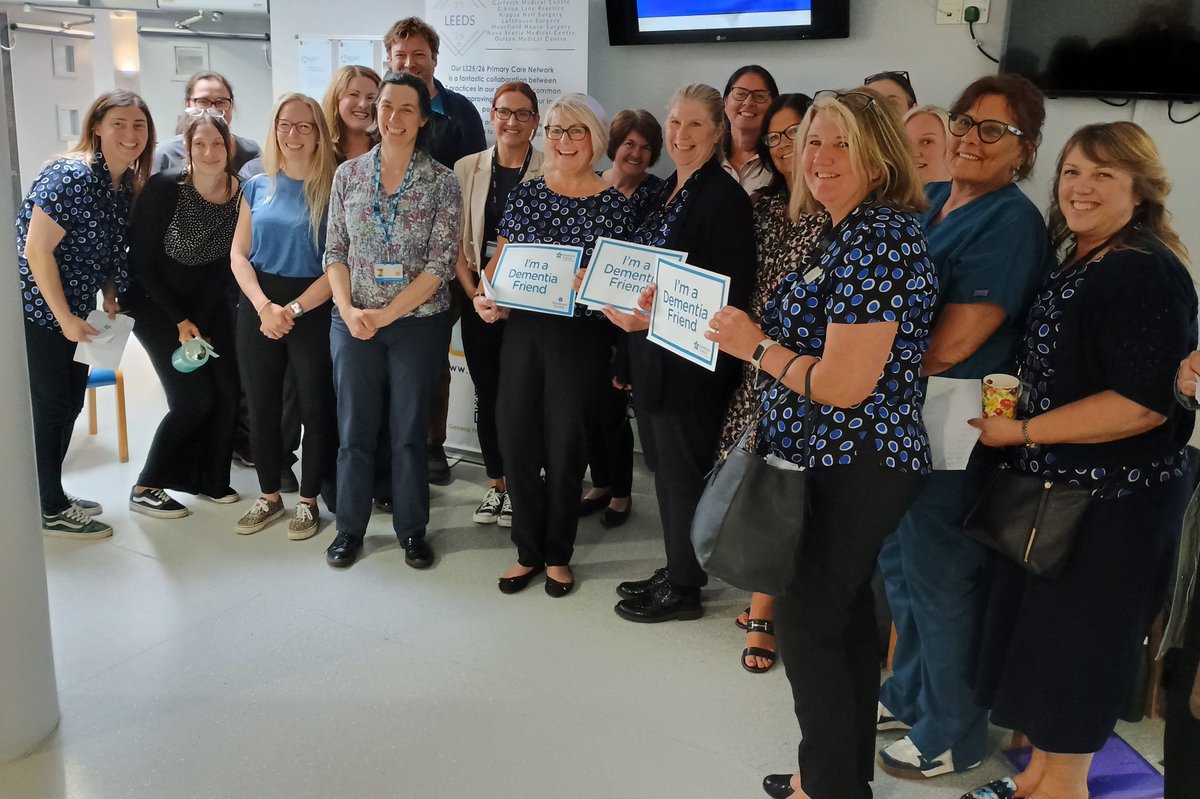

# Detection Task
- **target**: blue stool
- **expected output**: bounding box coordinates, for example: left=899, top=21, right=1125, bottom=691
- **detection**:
left=86, top=368, right=128, bottom=462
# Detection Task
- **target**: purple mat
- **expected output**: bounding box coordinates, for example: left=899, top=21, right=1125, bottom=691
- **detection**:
left=1004, top=734, right=1164, bottom=799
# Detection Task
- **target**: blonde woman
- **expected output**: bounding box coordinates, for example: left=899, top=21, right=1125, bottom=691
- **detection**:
left=230, top=93, right=338, bottom=539
left=322, top=65, right=381, bottom=163
left=17, top=89, right=155, bottom=539
left=903, top=104, right=952, bottom=184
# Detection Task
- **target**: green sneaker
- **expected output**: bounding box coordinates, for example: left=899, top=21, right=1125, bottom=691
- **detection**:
left=43, top=504, right=113, bottom=539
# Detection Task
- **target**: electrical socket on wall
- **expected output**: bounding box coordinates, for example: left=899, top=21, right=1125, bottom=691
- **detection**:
left=936, top=0, right=991, bottom=25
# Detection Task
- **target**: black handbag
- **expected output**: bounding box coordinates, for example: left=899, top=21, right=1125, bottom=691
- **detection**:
left=961, top=462, right=1097, bottom=578
left=691, top=357, right=814, bottom=595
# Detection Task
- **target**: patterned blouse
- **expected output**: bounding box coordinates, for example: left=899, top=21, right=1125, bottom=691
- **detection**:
left=718, top=192, right=827, bottom=456
left=759, top=202, right=939, bottom=472
left=17, top=152, right=132, bottom=329
left=324, top=146, right=462, bottom=317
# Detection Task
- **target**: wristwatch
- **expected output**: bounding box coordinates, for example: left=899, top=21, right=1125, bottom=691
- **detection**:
left=751, top=338, right=777, bottom=369
left=289, top=301, right=304, bottom=319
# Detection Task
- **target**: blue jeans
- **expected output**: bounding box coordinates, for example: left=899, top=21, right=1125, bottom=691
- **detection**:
left=877, top=450, right=994, bottom=767
left=330, top=311, right=450, bottom=540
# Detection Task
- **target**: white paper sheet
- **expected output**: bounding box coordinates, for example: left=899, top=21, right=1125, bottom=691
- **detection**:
left=72, top=310, right=134, bottom=372
left=923, top=376, right=983, bottom=471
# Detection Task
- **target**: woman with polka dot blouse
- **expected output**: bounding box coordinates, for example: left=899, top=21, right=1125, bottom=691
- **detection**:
left=473, top=93, right=635, bottom=598
left=17, top=90, right=156, bottom=540
left=706, top=88, right=938, bottom=799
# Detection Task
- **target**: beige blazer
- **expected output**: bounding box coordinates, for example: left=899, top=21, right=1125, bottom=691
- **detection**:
left=453, top=146, right=545, bottom=273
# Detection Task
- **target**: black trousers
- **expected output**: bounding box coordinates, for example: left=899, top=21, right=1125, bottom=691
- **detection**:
left=497, top=312, right=607, bottom=567
left=23, top=321, right=89, bottom=516
left=426, top=281, right=463, bottom=459
left=236, top=271, right=336, bottom=498
left=637, top=409, right=722, bottom=589
left=1164, top=579, right=1200, bottom=799
left=460, top=294, right=506, bottom=479
left=587, top=381, right=634, bottom=498
left=133, top=303, right=238, bottom=496
left=774, top=459, right=925, bottom=799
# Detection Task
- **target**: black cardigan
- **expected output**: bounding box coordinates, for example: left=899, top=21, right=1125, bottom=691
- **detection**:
left=625, top=157, right=757, bottom=417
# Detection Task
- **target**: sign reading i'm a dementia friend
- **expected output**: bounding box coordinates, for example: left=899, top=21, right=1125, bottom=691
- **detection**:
left=648, top=258, right=729, bottom=372
left=578, top=237, right=688, bottom=312
left=490, top=243, right=582, bottom=316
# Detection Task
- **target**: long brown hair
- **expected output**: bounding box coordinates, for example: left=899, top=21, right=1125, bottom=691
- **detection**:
left=322, top=65, right=382, bottom=161
left=64, top=90, right=156, bottom=195
left=182, top=114, right=239, bottom=196
left=1048, top=121, right=1189, bottom=265
left=261, top=93, right=337, bottom=243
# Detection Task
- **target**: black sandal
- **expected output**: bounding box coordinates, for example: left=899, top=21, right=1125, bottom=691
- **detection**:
left=735, top=606, right=751, bottom=630
left=741, top=619, right=777, bottom=673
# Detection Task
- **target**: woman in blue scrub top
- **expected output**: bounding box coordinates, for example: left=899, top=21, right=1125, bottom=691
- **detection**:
left=875, top=73, right=1055, bottom=780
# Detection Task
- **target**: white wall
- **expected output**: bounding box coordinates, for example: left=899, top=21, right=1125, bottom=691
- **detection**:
left=270, top=0, right=1200, bottom=261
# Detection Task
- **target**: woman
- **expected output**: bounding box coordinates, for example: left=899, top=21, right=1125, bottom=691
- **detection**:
left=581, top=109, right=664, bottom=528
left=715, top=92, right=823, bottom=671
left=473, top=93, right=634, bottom=597
left=323, top=65, right=381, bottom=163
left=601, top=84, right=756, bottom=623
left=705, top=87, right=937, bottom=799
left=18, top=89, right=155, bottom=539
left=322, top=73, right=461, bottom=570
left=904, top=104, right=952, bottom=185
left=864, top=69, right=918, bottom=115
left=876, top=74, right=1053, bottom=780
left=454, top=81, right=544, bottom=530
left=126, top=114, right=242, bottom=519
left=230, top=93, right=338, bottom=540
left=719, top=65, right=779, bottom=196
left=963, top=122, right=1197, bottom=799
left=155, top=71, right=258, bottom=175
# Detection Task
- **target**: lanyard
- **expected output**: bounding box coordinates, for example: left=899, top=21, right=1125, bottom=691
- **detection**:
left=486, top=145, right=533, bottom=224
left=373, top=149, right=418, bottom=246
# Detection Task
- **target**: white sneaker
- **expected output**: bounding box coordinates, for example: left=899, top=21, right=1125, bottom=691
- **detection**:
left=473, top=487, right=504, bottom=524
left=877, top=701, right=911, bottom=731
left=877, top=736, right=965, bottom=779
left=498, top=491, right=513, bottom=528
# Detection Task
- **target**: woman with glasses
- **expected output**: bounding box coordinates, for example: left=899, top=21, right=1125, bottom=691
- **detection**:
left=875, top=73, right=1054, bottom=781
left=714, top=92, right=824, bottom=671
left=154, top=71, right=259, bottom=175
left=705, top=86, right=937, bottom=799
left=322, top=73, right=461, bottom=570
left=230, top=93, right=338, bottom=541
left=904, top=105, right=953, bottom=185
left=864, top=70, right=918, bottom=115
left=963, top=121, right=1196, bottom=799
left=323, top=65, right=382, bottom=163
left=454, top=81, right=544, bottom=530
left=125, top=114, right=242, bottom=520
left=473, top=93, right=634, bottom=597
left=601, top=83, right=756, bottom=623
left=720, top=65, right=779, bottom=196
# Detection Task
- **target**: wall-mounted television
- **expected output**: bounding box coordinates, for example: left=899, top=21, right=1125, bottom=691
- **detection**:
left=606, top=0, right=849, bottom=46
left=1002, top=0, right=1200, bottom=101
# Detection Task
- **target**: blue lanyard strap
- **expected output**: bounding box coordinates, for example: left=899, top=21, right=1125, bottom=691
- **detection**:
left=372, top=150, right=418, bottom=246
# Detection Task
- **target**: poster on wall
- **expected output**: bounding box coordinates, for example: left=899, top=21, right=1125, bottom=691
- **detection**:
left=296, top=37, right=384, bottom=101
left=425, top=0, right=589, bottom=138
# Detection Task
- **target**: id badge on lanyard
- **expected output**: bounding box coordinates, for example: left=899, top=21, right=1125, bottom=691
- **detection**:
left=374, top=262, right=409, bottom=287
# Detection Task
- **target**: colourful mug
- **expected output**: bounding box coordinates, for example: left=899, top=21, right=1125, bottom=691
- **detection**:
left=981, top=373, right=1020, bottom=419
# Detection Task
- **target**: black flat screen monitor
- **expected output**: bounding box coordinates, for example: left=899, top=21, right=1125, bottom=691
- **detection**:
left=1002, top=0, right=1200, bottom=101
left=606, top=0, right=849, bottom=45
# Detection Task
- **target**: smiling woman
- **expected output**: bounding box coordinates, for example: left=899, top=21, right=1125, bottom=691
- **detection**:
left=322, top=65, right=382, bottom=163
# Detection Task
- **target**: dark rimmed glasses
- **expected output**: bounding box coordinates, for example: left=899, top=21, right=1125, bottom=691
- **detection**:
left=864, top=70, right=910, bottom=86
left=191, top=97, right=233, bottom=111
left=762, top=123, right=802, bottom=148
left=728, top=87, right=773, bottom=105
left=812, top=89, right=877, bottom=113
left=947, top=112, right=1023, bottom=143
left=493, top=107, right=536, bottom=123
left=544, top=124, right=588, bottom=141
left=275, top=119, right=316, bottom=135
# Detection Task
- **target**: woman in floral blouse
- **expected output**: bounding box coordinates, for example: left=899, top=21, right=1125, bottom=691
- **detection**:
left=322, top=73, right=462, bottom=570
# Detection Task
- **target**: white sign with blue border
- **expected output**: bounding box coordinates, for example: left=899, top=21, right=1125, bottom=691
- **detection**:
left=647, top=257, right=729, bottom=372
left=490, top=243, right=583, bottom=317
left=577, top=237, right=688, bottom=312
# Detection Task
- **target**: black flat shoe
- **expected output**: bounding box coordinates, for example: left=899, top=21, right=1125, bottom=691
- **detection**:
left=616, top=566, right=667, bottom=599
left=578, top=492, right=611, bottom=517
left=599, top=501, right=631, bottom=528
left=958, top=777, right=1018, bottom=799
left=545, top=569, right=574, bottom=598
left=498, top=564, right=544, bottom=594
left=614, top=582, right=702, bottom=622
left=762, top=774, right=795, bottom=798
left=325, top=531, right=362, bottom=568
left=402, top=535, right=434, bottom=569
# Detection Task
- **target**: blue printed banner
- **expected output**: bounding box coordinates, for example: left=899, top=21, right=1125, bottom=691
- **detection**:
left=577, top=237, right=688, bottom=313
left=490, top=243, right=582, bottom=317
left=647, top=257, right=729, bottom=372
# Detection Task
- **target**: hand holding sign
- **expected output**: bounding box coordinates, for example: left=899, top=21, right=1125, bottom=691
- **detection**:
left=578, top=237, right=687, bottom=312
left=490, top=243, right=582, bottom=317
left=647, top=258, right=730, bottom=372
left=704, top=305, right=764, bottom=362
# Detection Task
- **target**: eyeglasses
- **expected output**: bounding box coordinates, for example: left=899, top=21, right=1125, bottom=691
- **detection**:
left=275, top=120, right=316, bottom=135
left=184, top=107, right=225, bottom=120
left=544, top=125, right=588, bottom=141
left=762, top=123, right=801, bottom=148
left=864, top=70, right=910, bottom=86
left=947, top=112, right=1023, bottom=143
left=493, top=107, right=536, bottom=122
left=728, top=87, right=772, bottom=105
left=191, top=97, right=233, bottom=111
left=813, top=90, right=877, bottom=113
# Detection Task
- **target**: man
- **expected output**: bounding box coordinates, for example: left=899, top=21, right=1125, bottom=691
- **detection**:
left=153, top=71, right=260, bottom=175
left=384, top=17, right=485, bottom=485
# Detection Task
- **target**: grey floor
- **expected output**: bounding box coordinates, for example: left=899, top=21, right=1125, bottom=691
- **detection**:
left=0, top=345, right=1167, bottom=799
